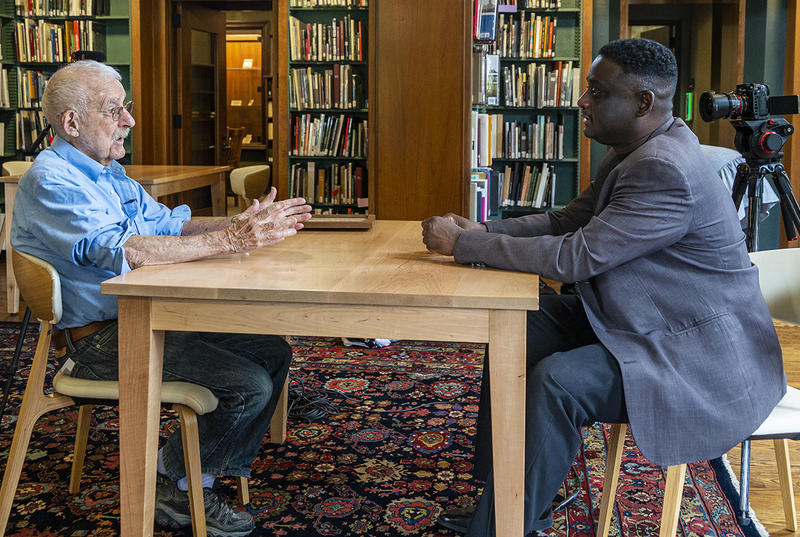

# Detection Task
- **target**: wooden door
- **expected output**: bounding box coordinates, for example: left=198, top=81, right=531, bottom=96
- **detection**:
left=372, top=0, right=471, bottom=220
left=176, top=4, right=227, bottom=166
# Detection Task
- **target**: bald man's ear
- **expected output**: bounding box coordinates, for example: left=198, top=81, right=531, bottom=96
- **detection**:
left=636, top=90, right=655, bottom=116
left=60, top=110, right=80, bottom=138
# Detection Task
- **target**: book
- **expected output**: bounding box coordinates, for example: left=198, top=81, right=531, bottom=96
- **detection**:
left=485, top=54, right=500, bottom=105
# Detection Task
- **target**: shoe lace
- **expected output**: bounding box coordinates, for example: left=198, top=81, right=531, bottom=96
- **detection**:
left=202, top=488, right=248, bottom=525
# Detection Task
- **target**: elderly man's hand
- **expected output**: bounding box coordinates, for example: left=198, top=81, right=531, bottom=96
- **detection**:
left=421, top=216, right=464, bottom=256
left=224, top=187, right=313, bottom=253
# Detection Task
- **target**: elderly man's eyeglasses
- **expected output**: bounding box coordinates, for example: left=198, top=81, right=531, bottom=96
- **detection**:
left=95, top=101, right=133, bottom=121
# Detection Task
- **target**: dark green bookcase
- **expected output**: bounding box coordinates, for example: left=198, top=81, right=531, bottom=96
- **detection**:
left=0, top=0, right=132, bottom=165
left=472, top=0, right=585, bottom=219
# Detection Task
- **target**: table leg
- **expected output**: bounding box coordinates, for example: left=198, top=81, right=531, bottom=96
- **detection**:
left=4, top=183, right=18, bottom=314
left=210, top=172, right=226, bottom=216
left=118, top=296, right=164, bottom=537
left=488, top=309, right=527, bottom=537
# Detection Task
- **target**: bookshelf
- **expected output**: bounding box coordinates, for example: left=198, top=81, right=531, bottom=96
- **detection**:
left=0, top=0, right=132, bottom=165
left=281, top=0, right=369, bottom=215
left=471, top=0, right=589, bottom=221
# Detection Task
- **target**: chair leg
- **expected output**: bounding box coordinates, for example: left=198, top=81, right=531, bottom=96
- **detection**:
left=175, top=404, right=207, bottom=537
left=659, top=464, right=686, bottom=537
left=773, top=438, right=798, bottom=531
left=739, top=439, right=752, bottom=526
left=69, top=405, right=94, bottom=494
left=269, top=375, right=289, bottom=444
left=236, top=477, right=250, bottom=505
left=597, top=423, right=627, bottom=537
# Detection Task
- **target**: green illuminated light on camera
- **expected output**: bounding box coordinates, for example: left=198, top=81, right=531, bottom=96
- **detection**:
left=685, top=92, right=693, bottom=121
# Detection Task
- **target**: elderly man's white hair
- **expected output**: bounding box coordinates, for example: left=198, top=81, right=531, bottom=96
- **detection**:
left=42, top=60, right=122, bottom=137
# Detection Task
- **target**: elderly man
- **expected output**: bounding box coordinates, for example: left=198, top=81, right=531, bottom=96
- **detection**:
left=11, top=60, right=312, bottom=537
left=423, top=38, right=784, bottom=537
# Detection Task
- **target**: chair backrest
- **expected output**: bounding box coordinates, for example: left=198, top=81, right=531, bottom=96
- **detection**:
left=222, top=127, right=245, bottom=169
left=12, top=250, right=62, bottom=324
left=230, top=164, right=271, bottom=200
left=2, top=161, right=32, bottom=176
left=749, top=248, right=800, bottom=325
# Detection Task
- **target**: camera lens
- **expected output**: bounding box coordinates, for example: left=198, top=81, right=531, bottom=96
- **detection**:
left=699, top=91, right=744, bottom=122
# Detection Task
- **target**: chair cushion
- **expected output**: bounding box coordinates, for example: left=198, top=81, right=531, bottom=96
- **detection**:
left=749, top=385, right=800, bottom=438
left=53, top=371, right=219, bottom=414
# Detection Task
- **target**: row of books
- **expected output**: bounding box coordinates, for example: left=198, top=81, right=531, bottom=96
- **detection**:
left=500, top=162, right=555, bottom=208
left=16, top=109, right=50, bottom=152
left=472, top=112, right=567, bottom=167
left=16, top=68, right=50, bottom=108
left=469, top=175, right=489, bottom=222
left=14, top=18, right=101, bottom=63
left=495, top=13, right=558, bottom=59
left=290, top=0, right=367, bottom=7
left=499, top=0, right=564, bottom=8
left=289, top=65, right=365, bottom=110
left=291, top=113, right=367, bottom=158
left=469, top=163, right=556, bottom=218
left=289, top=16, right=364, bottom=62
left=15, top=0, right=112, bottom=16
left=0, top=70, right=10, bottom=108
left=472, top=51, right=500, bottom=105
left=503, top=61, right=580, bottom=107
left=288, top=161, right=367, bottom=206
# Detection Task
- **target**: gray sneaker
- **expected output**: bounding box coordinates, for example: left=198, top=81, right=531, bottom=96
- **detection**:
left=154, top=475, right=255, bottom=537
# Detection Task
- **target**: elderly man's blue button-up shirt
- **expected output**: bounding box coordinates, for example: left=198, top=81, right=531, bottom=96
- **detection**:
left=11, top=136, right=191, bottom=329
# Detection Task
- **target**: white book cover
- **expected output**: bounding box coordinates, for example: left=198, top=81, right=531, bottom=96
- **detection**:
left=486, top=54, right=500, bottom=106
left=571, top=69, right=581, bottom=106
left=534, top=163, right=550, bottom=207
left=471, top=111, right=478, bottom=169
left=478, top=113, right=490, bottom=167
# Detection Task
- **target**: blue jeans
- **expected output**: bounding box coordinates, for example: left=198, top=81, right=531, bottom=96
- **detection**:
left=65, top=322, right=291, bottom=480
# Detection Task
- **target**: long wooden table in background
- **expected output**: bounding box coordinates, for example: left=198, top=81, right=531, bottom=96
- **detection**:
left=1, top=164, right=230, bottom=314
left=101, top=220, right=539, bottom=537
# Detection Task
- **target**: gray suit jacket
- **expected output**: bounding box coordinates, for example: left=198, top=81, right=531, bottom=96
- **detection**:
left=454, top=118, right=785, bottom=466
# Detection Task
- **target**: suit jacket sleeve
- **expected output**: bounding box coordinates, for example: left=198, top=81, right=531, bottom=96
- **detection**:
left=453, top=156, right=693, bottom=282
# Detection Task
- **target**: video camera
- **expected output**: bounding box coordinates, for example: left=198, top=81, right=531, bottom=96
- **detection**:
left=699, top=83, right=799, bottom=160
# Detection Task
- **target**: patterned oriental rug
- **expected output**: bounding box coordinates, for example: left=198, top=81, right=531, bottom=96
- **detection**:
left=0, top=322, right=764, bottom=537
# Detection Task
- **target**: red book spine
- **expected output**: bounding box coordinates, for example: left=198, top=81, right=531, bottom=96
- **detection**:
left=305, top=23, right=311, bottom=60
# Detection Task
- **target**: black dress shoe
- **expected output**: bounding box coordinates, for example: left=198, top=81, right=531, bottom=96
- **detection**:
left=437, top=505, right=476, bottom=534
left=437, top=491, right=579, bottom=534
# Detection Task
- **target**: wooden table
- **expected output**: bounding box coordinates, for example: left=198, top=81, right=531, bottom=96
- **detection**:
left=101, top=220, right=539, bottom=537
left=1, top=164, right=230, bottom=313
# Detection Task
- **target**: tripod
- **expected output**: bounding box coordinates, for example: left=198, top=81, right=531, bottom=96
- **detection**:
left=731, top=156, right=800, bottom=527
left=731, top=158, right=800, bottom=252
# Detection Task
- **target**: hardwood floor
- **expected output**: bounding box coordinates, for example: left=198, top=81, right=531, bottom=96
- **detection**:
left=1, top=253, right=798, bottom=533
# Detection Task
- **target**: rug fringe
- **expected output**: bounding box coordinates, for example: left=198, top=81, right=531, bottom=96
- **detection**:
left=719, top=454, right=770, bottom=537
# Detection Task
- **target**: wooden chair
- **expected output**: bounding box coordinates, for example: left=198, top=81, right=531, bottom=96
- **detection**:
left=1, top=161, right=32, bottom=177
left=596, top=424, right=686, bottom=537
left=0, top=250, right=246, bottom=537
left=229, top=164, right=271, bottom=211
left=735, top=247, right=800, bottom=531
left=598, top=248, right=800, bottom=536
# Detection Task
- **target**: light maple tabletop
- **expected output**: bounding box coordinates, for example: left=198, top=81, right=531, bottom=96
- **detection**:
left=101, top=220, right=539, bottom=537
left=0, top=164, right=230, bottom=313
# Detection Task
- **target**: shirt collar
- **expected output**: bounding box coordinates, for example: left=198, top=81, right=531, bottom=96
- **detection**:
left=50, top=135, right=126, bottom=181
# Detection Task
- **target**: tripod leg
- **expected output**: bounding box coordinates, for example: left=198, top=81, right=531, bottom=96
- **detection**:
left=772, top=170, right=800, bottom=240
left=0, top=307, right=32, bottom=424
left=745, top=173, right=763, bottom=252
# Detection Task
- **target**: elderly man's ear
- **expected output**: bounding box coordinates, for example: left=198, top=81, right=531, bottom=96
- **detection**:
left=60, top=110, right=81, bottom=138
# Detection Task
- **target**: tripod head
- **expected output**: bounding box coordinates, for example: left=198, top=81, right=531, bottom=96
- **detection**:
left=731, top=117, right=794, bottom=162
